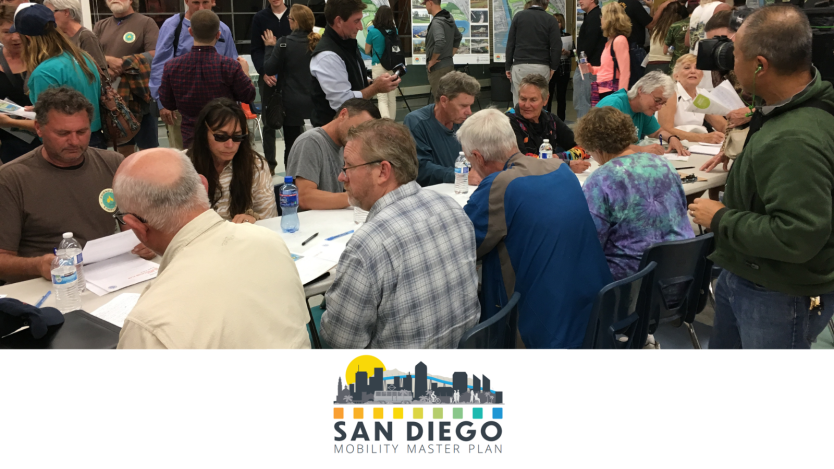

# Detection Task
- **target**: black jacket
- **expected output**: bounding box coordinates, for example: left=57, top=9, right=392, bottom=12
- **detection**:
left=577, top=5, right=606, bottom=66
left=250, top=8, right=292, bottom=75
left=264, top=30, right=314, bottom=126
left=310, top=26, right=368, bottom=127
left=506, top=106, right=576, bottom=156
left=505, top=6, right=562, bottom=72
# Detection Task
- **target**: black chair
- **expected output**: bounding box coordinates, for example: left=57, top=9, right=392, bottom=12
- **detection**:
left=583, top=262, right=656, bottom=349
left=458, top=292, right=520, bottom=349
left=638, top=233, right=715, bottom=349
left=273, top=183, right=284, bottom=216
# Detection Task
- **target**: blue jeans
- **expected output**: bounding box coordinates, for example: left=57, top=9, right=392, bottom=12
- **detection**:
left=572, top=69, right=595, bottom=119
left=710, top=270, right=834, bottom=349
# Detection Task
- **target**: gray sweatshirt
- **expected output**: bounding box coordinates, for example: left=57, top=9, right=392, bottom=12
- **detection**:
left=425, top=9, right=462, bottom=71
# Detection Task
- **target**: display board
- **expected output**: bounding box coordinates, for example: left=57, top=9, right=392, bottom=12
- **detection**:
left=493, top=0, right=567, bottom=62
left=411, top=0, right=491, bottom=65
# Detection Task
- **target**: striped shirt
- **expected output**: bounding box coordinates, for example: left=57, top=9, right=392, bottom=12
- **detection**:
left=213, top=158, right=278, bottom=221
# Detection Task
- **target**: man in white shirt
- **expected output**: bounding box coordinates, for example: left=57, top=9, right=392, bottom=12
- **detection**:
left=113, top=148, right=311, bottom=349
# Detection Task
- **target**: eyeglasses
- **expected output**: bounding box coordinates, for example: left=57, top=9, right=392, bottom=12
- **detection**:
left=211, top=132, right=249, bottom=143
left=340, top=159, right=384, bottom=176
left=113, top=211, right=147, bottom=225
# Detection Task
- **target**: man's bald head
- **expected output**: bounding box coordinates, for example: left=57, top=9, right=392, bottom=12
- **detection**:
left=737, top=5, right=812, bottom=76
left=113, top=148, right=210, bottom=234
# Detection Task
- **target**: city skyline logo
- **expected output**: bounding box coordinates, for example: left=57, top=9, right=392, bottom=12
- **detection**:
left=335, top=355, right=504, bottom=406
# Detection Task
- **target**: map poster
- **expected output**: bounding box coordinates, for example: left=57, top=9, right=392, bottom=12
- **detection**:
left=412, top=0, right=490, bottom=66
left=492, top=0, right=567, bottom=62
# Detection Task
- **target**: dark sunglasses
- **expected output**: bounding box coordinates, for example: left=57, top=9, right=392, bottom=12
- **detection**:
left=212, top=132, right=249, bottom=143
left=113, top=211, right=147, bottom=225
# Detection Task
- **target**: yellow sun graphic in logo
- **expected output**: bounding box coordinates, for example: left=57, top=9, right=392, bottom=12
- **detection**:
left=344, top=355, right=386, bottom=386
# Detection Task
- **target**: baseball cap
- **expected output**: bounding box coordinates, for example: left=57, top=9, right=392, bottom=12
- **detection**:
left=10, top=4, right=56, bottom=36
left=0, top=298, right=65, bottom=340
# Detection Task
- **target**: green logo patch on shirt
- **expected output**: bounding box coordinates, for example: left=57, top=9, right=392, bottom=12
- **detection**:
left=123, top=32, right=136, bottom=43
left=99, top=189, right=117, bottom=212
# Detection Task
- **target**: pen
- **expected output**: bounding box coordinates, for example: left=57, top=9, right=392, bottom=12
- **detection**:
left=301, top=232, right=319, bottom=246
left=325, top=230, right=354, bottom=241
left=35, top=290, right=51, bottom=308
left=659, top=135, right=663, bottom=146
left=676, top=166, right=694, bottom=170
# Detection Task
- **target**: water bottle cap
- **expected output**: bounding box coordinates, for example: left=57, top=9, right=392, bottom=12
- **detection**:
left=63, top=232, right=73, bottom=238
left=284, top=176, right=293, bottom=184
left=543, top=139, right=549, bottom=143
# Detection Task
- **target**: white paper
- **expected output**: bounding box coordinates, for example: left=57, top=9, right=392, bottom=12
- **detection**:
left=689, top=145, right=722, bottom=155
left=0, top=294, right=6, bottom=299
left=664, top=153, right=689, bottom=161
left=85, top=282, right=108, bottom=296
left=84, top=252, right=158, bottom=293
left=685, top=80, right=746, bottom=116
left=291, top=242, right=347, bottom=285
left=711, top=80, right=746, bottom=111
left=90, top=293, right=140, bottom=327
left=0, top=99, right=35, bottom=119
left=561, top=36, right=573, bottom=52
left=82, top=230, right=141, bottom=265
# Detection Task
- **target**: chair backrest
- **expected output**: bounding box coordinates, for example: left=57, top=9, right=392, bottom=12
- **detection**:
left=241, top=103, right=257, bottom=120
left=458, top=292, right=521, bottom=349
left=583, top=262, right=656, bottom=349
left=637, top=233, right=715, bottom=335
left=273, top=183, right=284, bottom=216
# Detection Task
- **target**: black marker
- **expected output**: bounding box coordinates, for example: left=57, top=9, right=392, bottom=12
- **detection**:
left=301, top=233, right=319, bottom=246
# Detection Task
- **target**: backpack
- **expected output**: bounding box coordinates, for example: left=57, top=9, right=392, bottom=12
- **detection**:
left=373, top=28, right=404, bottom=71
left=610, top=36, right=645, bottom=89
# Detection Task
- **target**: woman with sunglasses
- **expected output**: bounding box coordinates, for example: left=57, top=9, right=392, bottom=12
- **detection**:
left=188, top=98, right=277, bottom=224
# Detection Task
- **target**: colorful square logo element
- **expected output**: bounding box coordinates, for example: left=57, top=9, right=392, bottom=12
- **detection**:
left=413, top=408, right=423, bottom=419
left=354, top=408, right=363, bottom=419
left=453, top=408, right=463, bottom=419
left=334, top=408, right=344, bottom=419
left=473, top=408, right=483, bottom=419
left=374, top=408, right=383, bottom=419
left=492, top=408, right=503, bottom=419
left=394, top=408, right=404, bottom=419
left=433, top=408, right=443, bottom=419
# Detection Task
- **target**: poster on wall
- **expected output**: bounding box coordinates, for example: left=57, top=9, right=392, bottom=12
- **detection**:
left=412, top=0, right=491, bottom=65
left=493, top=0, right=566, bottom=62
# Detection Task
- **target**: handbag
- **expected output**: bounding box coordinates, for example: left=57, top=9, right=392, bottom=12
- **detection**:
left=720, top=126, right=749, bottom=160
left=263, top=37, right=287, bottom=129
left=98, top=68, right=140, bottom=145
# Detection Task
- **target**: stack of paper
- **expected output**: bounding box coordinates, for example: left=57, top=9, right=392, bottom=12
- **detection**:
left=82, top=231, right=159, bottom=295
left=90, top=293, right=140, bottom=328
left=291, top=242, right=346, bottom=285
left=664, top=153, right=689, bottom=161
left=0, top=99, right=35, bottom=119
left=689, top=145, right=722, bottom=156
left=685, top=80, right=747, bottom=116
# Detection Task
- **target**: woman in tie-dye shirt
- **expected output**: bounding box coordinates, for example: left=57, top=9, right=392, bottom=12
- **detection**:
left=575, top=106, right=694, bottom=280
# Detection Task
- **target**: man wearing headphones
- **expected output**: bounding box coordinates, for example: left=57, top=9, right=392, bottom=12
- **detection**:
left=689, top=5, right=834, bottom=348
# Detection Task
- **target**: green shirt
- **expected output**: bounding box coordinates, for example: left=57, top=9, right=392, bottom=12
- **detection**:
left=597, top=89, right=660, bottom=141
left=665, top=18, right=688, bottom=74
left=28, top=52, right=102, bottom=132
left=366, top=26, right=398, bottom=66
left=711, top=70, right=834, bottom=296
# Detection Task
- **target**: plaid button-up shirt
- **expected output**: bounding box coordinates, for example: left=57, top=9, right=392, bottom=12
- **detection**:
left=158, top=46, right=256, bottom=147
left=321, top=181, right=481, bottom=349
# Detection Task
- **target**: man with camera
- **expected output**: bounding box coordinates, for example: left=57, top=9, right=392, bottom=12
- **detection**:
left=689, top=5, right=834, bottom=348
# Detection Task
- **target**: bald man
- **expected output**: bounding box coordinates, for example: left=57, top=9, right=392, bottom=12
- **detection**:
left=113, top=148, right=311, bottom=349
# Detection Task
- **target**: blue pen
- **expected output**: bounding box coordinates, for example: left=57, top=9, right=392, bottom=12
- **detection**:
left=325, top=230, right=354, bottom=241
left=659, top=135, right=663, bottom=147
left=35, top=290, right=51, bottom=308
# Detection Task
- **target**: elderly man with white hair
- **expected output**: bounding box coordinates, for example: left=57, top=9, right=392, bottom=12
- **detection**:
left=460, top=109, right=612, bottom=349
left=596, top=70, right=690, bottom=156
left=44, top=0, right=107, bottom=71
left=113, top=148, right=311, bottom=349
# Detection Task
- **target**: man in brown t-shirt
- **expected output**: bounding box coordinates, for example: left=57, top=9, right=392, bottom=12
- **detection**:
left=0, top=87, right=151, bottom=284
left=94, top=0, right=160, bottom=156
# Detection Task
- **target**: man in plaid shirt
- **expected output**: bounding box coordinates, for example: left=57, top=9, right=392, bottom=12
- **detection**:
left=158, top=10, right=255, bottom=148
left=320, top=119, right=480, bottom=349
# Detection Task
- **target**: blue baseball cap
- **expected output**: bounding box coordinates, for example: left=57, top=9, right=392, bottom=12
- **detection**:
left=10, top=4, right=56, bottom=36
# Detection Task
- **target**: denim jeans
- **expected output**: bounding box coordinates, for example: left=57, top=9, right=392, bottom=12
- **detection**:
left=710, top=270, right=834, bottom=349
left=572, top=69, right=595, bottom=119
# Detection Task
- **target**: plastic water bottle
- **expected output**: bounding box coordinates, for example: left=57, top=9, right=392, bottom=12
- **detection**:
left=539, top=139, right=553, bottom=159
left=51, top=253, right=81, bottom=313
left=354, top=206, right=369, bottom=224
left=454, top=152, right=469, bottom=194
left=667, top=45, right=675, bottom=56
left=579, top=51, right=588, bottom=74
left=280, top=176, right=300, bottom=233
left=57, top=232, right=85, bottom=293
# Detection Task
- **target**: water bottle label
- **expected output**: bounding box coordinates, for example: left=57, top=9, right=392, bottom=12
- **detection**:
left=52, top=271, right=78, bottom=285
left=280, top=193, right=298, bottom=207
left=540, top=152, right=551, bottom=159
left=455, top=167, right=469, bottom=174
left=75, top=253, right=83, bottom=264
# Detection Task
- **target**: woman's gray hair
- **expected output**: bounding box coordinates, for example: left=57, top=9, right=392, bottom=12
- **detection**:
left=519, top=73, right=549, bottom=100
left=113, top=151, right=211, bottom=234
left=627, top=71, right=676, bottom=100
left=43, top=0, right=82, bottom=22
left=456, top=108, right=518, bottom=162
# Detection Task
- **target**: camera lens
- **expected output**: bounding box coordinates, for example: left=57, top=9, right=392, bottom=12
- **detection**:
left=714, top=41, right=735, bottom=72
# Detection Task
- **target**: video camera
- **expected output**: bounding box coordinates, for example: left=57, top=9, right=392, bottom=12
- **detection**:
left=696, top=36, right=735, bottom=72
